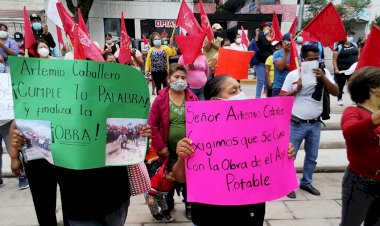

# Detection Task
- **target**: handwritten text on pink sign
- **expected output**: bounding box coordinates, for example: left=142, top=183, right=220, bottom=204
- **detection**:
left=185, top=97, right=298, bottom=205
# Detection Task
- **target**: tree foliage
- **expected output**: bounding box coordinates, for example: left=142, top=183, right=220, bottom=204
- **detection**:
left=371, top=15, right=380, bottom=27
left=66, top=0, right=94, bottom=24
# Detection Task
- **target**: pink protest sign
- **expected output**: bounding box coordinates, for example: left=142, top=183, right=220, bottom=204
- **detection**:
left=185, top=97, right=298, bottom=205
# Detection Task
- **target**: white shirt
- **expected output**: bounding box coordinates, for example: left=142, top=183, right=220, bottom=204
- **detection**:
left=230, top=43, right=247, bottom=52
left=281, top=68, right=335, bottom=120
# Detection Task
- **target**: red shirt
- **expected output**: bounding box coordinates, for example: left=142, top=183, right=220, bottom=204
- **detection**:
left=341, top=106, right=380, bottom=181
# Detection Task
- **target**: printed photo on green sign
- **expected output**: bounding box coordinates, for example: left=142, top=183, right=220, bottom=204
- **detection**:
left=9, top=57, right=150, bottom=170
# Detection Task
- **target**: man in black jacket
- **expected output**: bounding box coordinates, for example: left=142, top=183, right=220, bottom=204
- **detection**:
left=30, top=14, right=56, bottom=50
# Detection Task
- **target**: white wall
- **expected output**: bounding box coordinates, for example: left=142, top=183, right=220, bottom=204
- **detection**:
left=87, top=0, right=192, bottom=45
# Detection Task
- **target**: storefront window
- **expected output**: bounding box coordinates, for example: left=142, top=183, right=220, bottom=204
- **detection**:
left=103, top=18, right=135, bottom=43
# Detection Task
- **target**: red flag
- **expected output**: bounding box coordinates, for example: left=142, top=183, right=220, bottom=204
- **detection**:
left=73, top=25, right=85, bottom=60
left=289, top=17, right=297, bottom=35
left=118, top=11, right=132, bottom=64
left=77, top=8, right=89, bottom=37
left=176, top=0, right=202, bottom=35
left=23, top=6, right=37, bottom=57
left=56, top=25, right=64, bottom=45
left=241, top=26, right=249, bottom=49
left=215, top=48, right=255, bottom=80
left=303, top=2, right=346, bottom=47
left=289, top=35, right=300, bottom=72
left=356, top=26, right=380, bottom=70
left=175, top=33, right=205, bottom=65
left=199, top=0, right=213, bottom=41
left=56, top=3, right=104, bottom=61
left=142, top=34, right=148, bottom=45
left=272, top=12, right=282, bottom=42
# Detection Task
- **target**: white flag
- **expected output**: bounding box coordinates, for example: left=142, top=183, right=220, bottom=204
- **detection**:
left=46, top=0, right=63, bottom=29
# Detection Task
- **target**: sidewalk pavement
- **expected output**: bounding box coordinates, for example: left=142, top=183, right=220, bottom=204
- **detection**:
left=0, top=173, right=345, bottom=226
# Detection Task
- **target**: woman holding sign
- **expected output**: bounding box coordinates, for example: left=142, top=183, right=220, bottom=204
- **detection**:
left=9, top=122, right=152, bottom=226
left=340, top=67, right=380, bottom=226
left=148, top=63, right=198, bottom=220
left=173, top=75, right=296, bottom=225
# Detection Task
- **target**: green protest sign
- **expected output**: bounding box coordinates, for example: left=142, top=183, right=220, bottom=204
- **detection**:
left=9, top=57, right=150, bottom=170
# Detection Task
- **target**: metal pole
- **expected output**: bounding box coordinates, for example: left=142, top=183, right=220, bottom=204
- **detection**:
left=297, top=0, right=305, bottom=31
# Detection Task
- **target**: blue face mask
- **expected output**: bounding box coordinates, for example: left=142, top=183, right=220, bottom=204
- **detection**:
left=0, top=63, right=5, bottom=73
left=32, top=22, right=42, bottom=31
left=296, top=37, right=303, bottom=44
left=153, top=40, right=161, bottom=47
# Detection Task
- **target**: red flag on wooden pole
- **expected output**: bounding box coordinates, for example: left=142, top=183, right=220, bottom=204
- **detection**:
left=23, top=6, right=37, bottom=57
left=272, top=12, right=282, bottom=42
left=73, top=25, right=86, bottom=60
left=288, top=35, right=301, bottom=72
left=175, top=32, right=205, bottom=65
left=199, top=0, right=213, bottom=41
left=56, top=2, right=104, bottom=61
left=356, top=26, right=380, bottom=70
left=77, top=8, right=89, bottom=37
left=302, top=2, right=346, bottom=47
left=241, top=26, right=249, bottom=49
left=118, top=11, right=132, bottom=64
left=142, top=34, right=148, bottom=46
left=289, top=17, right=297, bottom=35
left=56, top=25, right=64, bottom=45
left=176, top=0, right=202, bottom=35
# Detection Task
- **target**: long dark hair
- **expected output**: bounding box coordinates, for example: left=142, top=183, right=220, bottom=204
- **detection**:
left=204, top=75, right=231, bottom=100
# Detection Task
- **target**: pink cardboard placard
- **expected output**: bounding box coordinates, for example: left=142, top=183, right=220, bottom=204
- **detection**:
left=185, top=97, right=298, bottom=205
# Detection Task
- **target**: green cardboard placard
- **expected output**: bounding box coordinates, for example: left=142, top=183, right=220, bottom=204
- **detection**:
left=9, top=57, right=150, bottom=170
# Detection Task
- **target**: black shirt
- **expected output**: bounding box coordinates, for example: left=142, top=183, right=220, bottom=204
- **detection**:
left=256, top=34, right=272, bottom=64
left=33, top=29, right=56, bottom=49
left=335, top=43, right=358, bottom=71
left=57, top=166, right=130, bottom=220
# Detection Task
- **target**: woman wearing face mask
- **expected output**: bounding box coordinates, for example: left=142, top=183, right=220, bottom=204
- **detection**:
left=30, top=14, right=56, bottom=51
left=340, top=67, right=380, bottom=226
left=173, top=75, right=296, bottom=225
left=333, top=31, right=358, bottom=106
left=145, top=32, right=176, bottom=94
left=35, top=40, right=56, bottom=59
left=0, top=23, right=19, bottom=72
left=255, top=22, right=273, bottom=98
left=230, top=33, right=247, bottom=51
left=103, top=33, right=119, bottom=55
left=148, top=64, right=198, bottom=220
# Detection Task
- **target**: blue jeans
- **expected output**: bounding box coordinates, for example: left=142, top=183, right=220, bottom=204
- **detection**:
left=290, top=121, right=321, bottom=186
left=190, top=87, right=205, bottom=100
left=272, top=88, right=281, bottom=97
left=255, top=63, right=267, bottom=98
left=68, top=199, right=130, bottom=226
left=340, top=169, right=380, bottom=226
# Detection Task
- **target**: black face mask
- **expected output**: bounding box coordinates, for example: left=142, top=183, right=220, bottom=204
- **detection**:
left=213, top=32, right=220, bottom=38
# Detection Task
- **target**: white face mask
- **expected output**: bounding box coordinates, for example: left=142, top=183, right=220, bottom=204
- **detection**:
left=37, top=47, right=49, bottom=57
left=263, top=29, right=270, bottom=36
left=170, top=80, right=187, bottom=92
left=106, top=40, right=113, bottom=45
left=347, top=37, right=354, bottom=43
left=0, top=30, right=8, bottom=39
left=227, top=91, right=246, bottom=100
left=235, top=38, right=242, bottom=44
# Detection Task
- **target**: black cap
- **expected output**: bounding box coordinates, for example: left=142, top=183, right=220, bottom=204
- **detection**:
left=14, top=32, right=23, bottom=41
left=30, top=13, right=41, bottom=21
